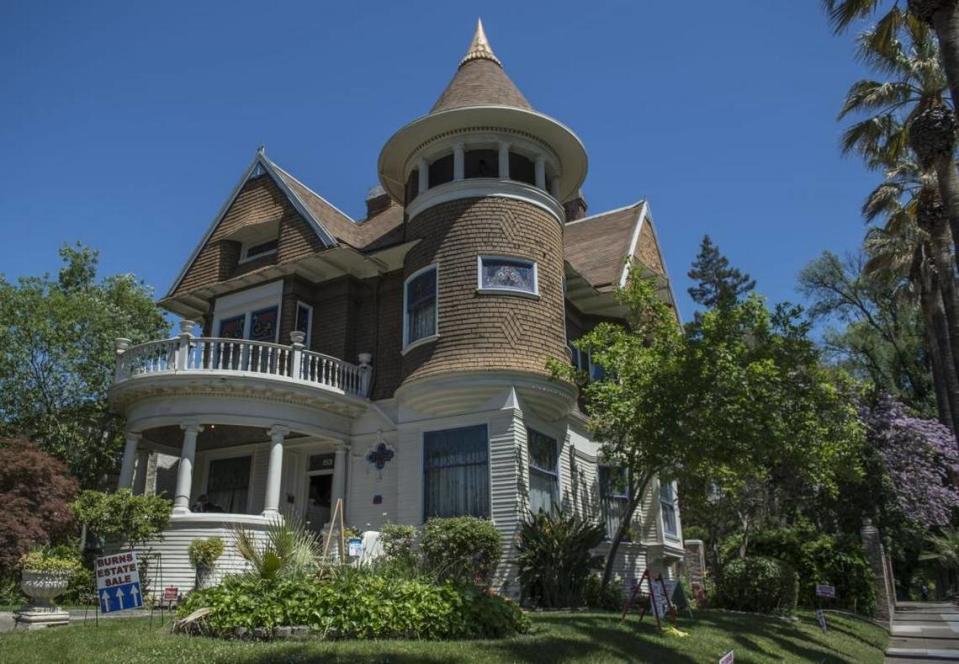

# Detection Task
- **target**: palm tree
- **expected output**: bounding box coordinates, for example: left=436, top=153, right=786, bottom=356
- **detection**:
left=825, top=1, right=959, bottom=128
left=864, top=160, right=959, bottom=429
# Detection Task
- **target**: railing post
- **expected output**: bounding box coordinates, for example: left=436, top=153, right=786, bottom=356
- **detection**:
left=358, top=352, right=373, bottom=397
left=290, top=331, right=305, bottom=380
left=114, top=338, right=131, bottom=381
left=177, top=320, right=194, bottom=371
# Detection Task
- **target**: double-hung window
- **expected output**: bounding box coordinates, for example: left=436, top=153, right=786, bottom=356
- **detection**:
left=527, top=429, right=559, bottom=514
left=423, top=425, right=489, bottom=519
left=404, top=266, right=437, bottom=348
left=478, top=256, right=538, bottom=295
left=660, top=481, right=679, bottom=539
left=599, top=466, right=630, bottom=541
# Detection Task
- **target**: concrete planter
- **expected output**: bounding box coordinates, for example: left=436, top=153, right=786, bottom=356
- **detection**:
left=195, top=564, right=215, bottom=590
left=15, top=569, right=72, bottom=630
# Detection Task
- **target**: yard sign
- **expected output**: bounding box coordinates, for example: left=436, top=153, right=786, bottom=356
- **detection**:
left=95, top=550, right=143, bottom=613
left=815, top=584, right=836, bottom=599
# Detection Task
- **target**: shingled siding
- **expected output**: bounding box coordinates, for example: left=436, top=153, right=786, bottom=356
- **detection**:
left=173, top=174, right=326, bottom=297
left=402, top=197, right=568, bottom=383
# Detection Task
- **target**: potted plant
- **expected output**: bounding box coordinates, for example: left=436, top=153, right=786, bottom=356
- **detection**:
left=16, top=547, right=82, bottom=629
left=188, top=537, right=224, bottom=590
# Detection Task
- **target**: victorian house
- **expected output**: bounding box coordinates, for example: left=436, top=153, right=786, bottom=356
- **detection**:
left=109, top=20, right=684, bottom=594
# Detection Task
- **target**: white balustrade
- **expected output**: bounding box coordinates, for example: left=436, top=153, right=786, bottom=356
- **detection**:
left=114, top=337, right=367, bottom=397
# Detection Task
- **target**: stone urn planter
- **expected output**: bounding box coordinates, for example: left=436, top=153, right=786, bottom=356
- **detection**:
left=195, top=564, right=215, bottom=590
left=189, top=537, right=224, bottom=591
left=15, top=569, right=72, bottom=630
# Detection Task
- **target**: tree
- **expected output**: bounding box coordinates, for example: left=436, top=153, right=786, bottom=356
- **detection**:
left=863, top=394, right=959, bottom=527
left=0, top=244, right=168, bottom=487
left=687, top=235, right=755, bottom=308
left=557, top=271, right=864, bottom=589
left=0, top=437, right=79, bottom=573
left=799, top=251, right=934, bottom=416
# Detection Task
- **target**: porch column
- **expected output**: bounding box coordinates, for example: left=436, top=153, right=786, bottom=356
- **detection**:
left=331, top=443, right=348, bottom=515
left=117, top=432, right=141, bottom=490
left=263, top=426, right=289, bottom=518
left=453, top=143, right=465, bottom=181
left=534, top=156, right=546, bottom=189
left=173, top=423, right=203, bottom=514
left=498, top=141, right=510, bottom=179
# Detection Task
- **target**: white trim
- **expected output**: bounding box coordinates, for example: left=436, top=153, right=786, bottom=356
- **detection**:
left=402, top=263, right=439, bottom=352
left=212, top=281, right=283, bottom=343
left=166, top=150, right=338, bottom=297
left=565, top=200, right=642, bottom=226
left=406, top=179, right=564, bottom=223
left=269, top=162, right=355, bottom=229
left=401, top=333, right=439, bottom=356
left=619, top=201, right=648, bottom=288
left=477, top=255, right=539, bottom=297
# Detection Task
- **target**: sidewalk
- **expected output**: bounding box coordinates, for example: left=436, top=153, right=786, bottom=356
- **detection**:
left=886, top=601, right=959, bottom=662
left=0, top=608, right=153, bottom=634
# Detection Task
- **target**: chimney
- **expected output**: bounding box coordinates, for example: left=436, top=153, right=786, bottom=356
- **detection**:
left=563, top=190, right=588, bottom=222
left=365, top=184, right=392, bottom=220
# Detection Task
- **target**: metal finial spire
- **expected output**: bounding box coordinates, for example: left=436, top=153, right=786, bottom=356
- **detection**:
left=460, top=18, right=501, bottom=67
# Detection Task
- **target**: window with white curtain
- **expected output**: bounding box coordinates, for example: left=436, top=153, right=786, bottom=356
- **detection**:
left=660, top=481, right=679, bottom=538
left=404, top=266, right=437, bottom=348
left=527, top=428, right=559, bottom=514
left=423, top=425, right=489, bottom=519
left=599, top=465, right=630, bottom=541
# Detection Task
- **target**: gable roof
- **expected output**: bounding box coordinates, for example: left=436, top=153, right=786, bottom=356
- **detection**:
left=430, top=19, right=532, bottom=114
left=166, top=149, right=342, bottom=297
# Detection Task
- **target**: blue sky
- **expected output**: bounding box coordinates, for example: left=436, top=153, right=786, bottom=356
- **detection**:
left=1, top=1, right=879, bottom=320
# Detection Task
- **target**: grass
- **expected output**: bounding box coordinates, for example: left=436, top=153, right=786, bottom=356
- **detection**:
left=0, top=609, right=888, bottom=663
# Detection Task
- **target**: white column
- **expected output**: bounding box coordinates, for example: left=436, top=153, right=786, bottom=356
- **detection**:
left=263, top=426, right=289, bottom=518
left=418, top=158, right=429, bottom=194
left=173, top=424, right=203, bottom=514
left=534, top=156, right=546, bottom=190
left=117, top=432, right=141, bottom=490
left=331, top=443, right=348, bottom=517
left=453, top=143, right=465, bottom=181
left=550, top=176, right=562, bottom=199
left=133, top=448, right=149, bottom=494
left=498, top=141, right=510, bottom=179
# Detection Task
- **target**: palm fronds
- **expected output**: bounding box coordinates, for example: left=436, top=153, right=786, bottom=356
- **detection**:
left=233, top=518, right=320, bottom=580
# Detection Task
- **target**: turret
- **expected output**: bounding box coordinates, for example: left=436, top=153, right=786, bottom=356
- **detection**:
left=379, top=20, right=588, bottom=394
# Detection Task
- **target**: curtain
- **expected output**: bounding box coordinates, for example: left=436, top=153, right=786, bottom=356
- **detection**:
left=527, top=429, right=558, bottom=513
left=206, top=456, right=252, bottom=514
left=407, top=269, right=436, bottom=343
left=599, top=466, right=630, bottom=540
left=424, top=425, right=489, bottom=518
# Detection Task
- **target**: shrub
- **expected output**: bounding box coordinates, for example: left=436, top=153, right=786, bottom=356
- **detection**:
left=234, top=518, right=319, bottom=580
left=381, top=523, right=417, bottom=567
left=178, top=566, right=529, bottom=639
left=421, top=517, right=501, bottom=586
left=717, top=556, right=798, bottom=614
left=723, top=527, right=875, bottom=614
left=19, top=546, right=83, bottom=574
left=189, top=537, right=224, bottom=569
left=0, top=437, right=79, bottom=573
left=515, top=510, right=605, bottom=607
left=72, top=489, right=170, bottom=547
left=583, top=573, right=624, bottom=610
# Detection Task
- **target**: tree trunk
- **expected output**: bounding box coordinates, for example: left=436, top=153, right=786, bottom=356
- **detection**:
left=600, top=473, right=651, bottom=591
left=920, top=253, right=959, bottom=432
left=935, top=157, right=959, bottom=279
left=932, top=3, right=959, bottom=124
left=928, top=205, right=959, bottom=384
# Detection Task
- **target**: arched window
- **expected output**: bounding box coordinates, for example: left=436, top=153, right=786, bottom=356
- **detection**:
left=428, top=154, right=454, bottom=187
left=464, top=149, right=498, bottom=178
left=509, top=152, right=535, bottom=186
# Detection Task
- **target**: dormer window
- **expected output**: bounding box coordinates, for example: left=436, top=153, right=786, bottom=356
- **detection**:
left=240, top=238, right=278, bottom=262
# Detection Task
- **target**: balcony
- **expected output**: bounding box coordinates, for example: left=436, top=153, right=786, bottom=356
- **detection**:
left=115, top=335, right=369, bottom=396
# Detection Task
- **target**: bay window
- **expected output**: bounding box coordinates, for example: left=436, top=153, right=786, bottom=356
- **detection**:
left=423, top=425, right=489, bottom=519
left=660, top=481, right=679, bottom=538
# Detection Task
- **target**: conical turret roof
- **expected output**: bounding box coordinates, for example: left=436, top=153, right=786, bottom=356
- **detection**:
left=431, top=19, right=532, bottom=113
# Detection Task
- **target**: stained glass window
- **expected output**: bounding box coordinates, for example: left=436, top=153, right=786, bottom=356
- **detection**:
left=480, top=257, right=536, bottom=294
left=218, top=315, right=245, bottom=339
left=250, top=306, right=278, bottom=342
left=295, top=302, right=312, bottom=347
left=405, top=267, right=437, bottom=346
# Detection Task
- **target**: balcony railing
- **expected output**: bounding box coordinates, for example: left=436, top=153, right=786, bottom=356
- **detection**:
left=114, top=334, right=371, bottom=398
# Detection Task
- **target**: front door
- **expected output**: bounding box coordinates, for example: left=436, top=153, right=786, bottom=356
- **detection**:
left=304, top=452, right=336, bottom=536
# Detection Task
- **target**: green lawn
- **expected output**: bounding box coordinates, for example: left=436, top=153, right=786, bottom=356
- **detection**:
left=0, top=609, right=887, bottom=663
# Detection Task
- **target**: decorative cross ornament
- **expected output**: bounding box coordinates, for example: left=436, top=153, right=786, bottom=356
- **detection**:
left=366, top=433, right=394, bottom=479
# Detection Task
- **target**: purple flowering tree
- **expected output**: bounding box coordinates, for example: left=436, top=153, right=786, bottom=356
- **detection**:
left=865, top=395, right=959, bottom=528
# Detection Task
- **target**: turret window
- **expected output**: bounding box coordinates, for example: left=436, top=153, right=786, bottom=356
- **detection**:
left=464, top=149, right=499, bottom=178
left=509, top=152, right=535, bottom=186
left=478, top=256, right=538, bottom=296
left=404, top=265, right=438, bottom=350
left=428, top=154, right=454, bottom=187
